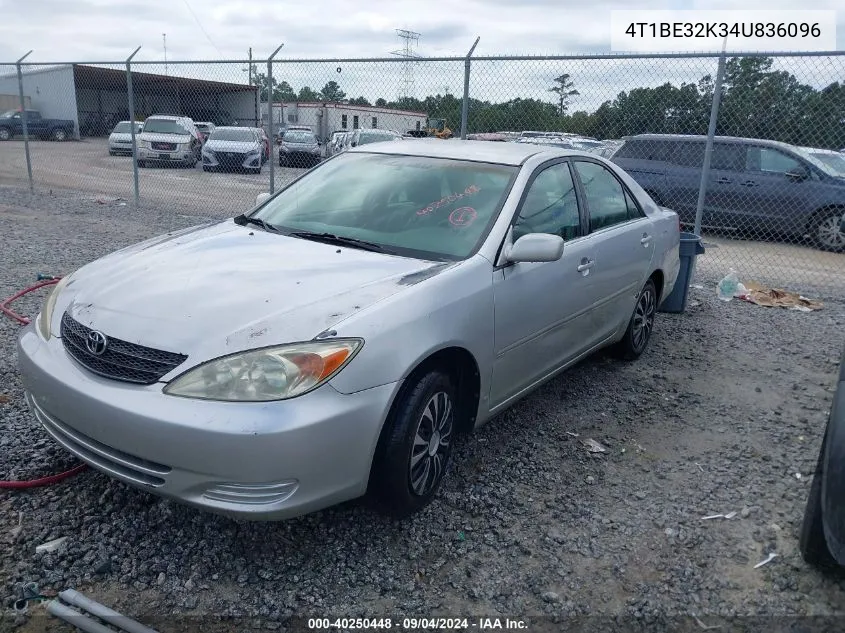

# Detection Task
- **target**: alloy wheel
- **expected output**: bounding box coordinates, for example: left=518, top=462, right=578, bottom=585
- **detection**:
left=817, top=214, right=845, bottom=251
left=409, top=391, right=453, bottom=496
left=632, top=285, right=656, bottom=352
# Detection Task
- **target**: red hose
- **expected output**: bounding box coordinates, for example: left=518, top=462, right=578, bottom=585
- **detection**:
left=0, top=278, right=60, bottom=325
left=0, top=464, right=88, bottom=489
left=1, top=276, right=88, bottom=488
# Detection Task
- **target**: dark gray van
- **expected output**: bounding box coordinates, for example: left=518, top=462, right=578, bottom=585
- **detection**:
left=611, top=134, right=845, bottom=252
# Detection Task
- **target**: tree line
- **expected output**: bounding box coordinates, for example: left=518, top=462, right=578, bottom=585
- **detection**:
left=246, top=58, right=845, bottom=149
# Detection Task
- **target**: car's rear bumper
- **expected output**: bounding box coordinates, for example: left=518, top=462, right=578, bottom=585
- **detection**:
left=17, top=325, right=396, bottom=520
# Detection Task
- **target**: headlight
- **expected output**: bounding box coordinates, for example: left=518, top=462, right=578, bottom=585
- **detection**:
left=138, top=140, right=150, bottom=148
left=163, top=339, right=363, bottom=402
left=37, top=274, right=72, bottom=340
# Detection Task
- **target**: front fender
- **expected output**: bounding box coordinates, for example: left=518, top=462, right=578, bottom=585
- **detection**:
left=822, top=345, right=845, bottom=563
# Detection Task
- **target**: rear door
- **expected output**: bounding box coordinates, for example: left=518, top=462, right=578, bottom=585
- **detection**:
left=663, top=140, right=708, bottom=226
left=702, top=142, right=748, bottom=232
left=572, top=159, right=655, bottom=342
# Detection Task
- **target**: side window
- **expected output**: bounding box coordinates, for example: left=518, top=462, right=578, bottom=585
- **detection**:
left=625, top=189, right=645, bottom=219
left=512, top=163, right=581, bottom=242
left=710, top=143, right=745, bottom=171
left=746, top=147, right=803, bottom=175
left=614, top=139, right=672, bottom=161
left=573, top=161, right=630, bottom=232
left=673, top=141, right=706, bottom=167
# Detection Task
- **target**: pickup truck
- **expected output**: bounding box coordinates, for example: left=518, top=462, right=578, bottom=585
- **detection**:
left=0, top=109, right=75, bottom=141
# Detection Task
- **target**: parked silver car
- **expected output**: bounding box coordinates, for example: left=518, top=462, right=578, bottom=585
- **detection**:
left=137, top=115, right=202, bottom=168
left=17, top=140, right=680, bottom=521
left=107, top=121, right=143, bottom=156
left=201, top=126, right=265, bottom=173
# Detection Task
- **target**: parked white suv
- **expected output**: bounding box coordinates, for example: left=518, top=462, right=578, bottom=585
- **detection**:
left=137, top=115, right=202, bottom=168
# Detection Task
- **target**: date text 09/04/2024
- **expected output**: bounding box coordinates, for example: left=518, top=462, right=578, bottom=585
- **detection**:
left=623, top=22, right=821, bottom=39
left=307, top=617, right=529, bottom=630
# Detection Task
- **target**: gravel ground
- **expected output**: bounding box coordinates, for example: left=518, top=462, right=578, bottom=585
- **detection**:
left=1, top=184, right=845, bottom=632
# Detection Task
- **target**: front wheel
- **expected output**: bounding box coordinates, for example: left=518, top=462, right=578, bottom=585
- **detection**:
left=800, top=421, right=838, bottom=568
left=614, top=278, right=657, bottom=361
left=51, top=128, right=68, bottom=141
left=809, top=209, right=845, bottom=253
left=0, top=127, right=11, bottom=141
left=372, top=370, right=457, bottom=517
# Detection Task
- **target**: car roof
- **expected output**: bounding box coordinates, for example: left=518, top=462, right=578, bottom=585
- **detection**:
left=622, top=133, right=796, bottom=151
left=348, top=138, right=585, bottom=166
left=801, top=146, right=839, bottom=155
left=212, top=126, right=255, bottom=132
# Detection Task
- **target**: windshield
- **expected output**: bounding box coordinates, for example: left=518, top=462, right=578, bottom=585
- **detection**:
left=112, top=121, right=132, bottom=133
left=358, top=131, right=398, bottom=145
left=210, top=128, right=255, bottom=142
left=251, top=152, right=517, bottom=260
left=793, top=147, right=842, bottom=177
left=143, top=119, right=189, bottom=135
left=809, top=152, right=845, bottom=176
left=1, top=110, right=17, bottom=119
left=284, top=131, right=316, bottom=143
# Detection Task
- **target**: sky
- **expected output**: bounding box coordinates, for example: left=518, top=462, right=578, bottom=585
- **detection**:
left=0, top=0, right=842, bottom=111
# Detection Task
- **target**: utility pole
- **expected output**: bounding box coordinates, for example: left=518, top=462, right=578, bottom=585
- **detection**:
left=391, top=29, right=421, bottom=101
left=162, top=33, right=168, bottom=76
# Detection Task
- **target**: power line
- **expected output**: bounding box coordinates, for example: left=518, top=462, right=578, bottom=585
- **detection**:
left=180, top=0, right=225, bottom=57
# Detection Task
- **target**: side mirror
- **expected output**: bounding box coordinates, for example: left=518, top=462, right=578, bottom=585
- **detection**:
left=786, top=166, right=809, bottom=181
left=504, top=233, right=564, bottom=263
left=255, top=192, right=271, bottom=206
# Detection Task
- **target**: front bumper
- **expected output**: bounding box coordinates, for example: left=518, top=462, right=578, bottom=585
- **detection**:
left=138, top=147, right=193, bottom=163
left=203, top=151, right=262, bottom=171
left=280, top=149, right=321, bottom=165
left=17, top=326, right=397, bottom=520
left=109, top=140, right=133, bottom=154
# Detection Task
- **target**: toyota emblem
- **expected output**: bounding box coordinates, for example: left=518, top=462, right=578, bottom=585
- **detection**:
left=85, top=330, right=108, bottom=356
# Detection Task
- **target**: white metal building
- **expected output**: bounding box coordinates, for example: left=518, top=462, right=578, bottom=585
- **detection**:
left=263, top=102, right=428, bottom=139
left=0, top=64, right=259, bottom=139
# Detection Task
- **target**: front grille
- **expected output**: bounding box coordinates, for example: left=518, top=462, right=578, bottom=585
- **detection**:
left=60, top=312, right=187, bottom=385
left=151, top=141, right=177, bottom=151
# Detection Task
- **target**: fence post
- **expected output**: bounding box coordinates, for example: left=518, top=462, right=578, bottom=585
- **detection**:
left=460, top=37, right=480, bottom=140
left=15, top=50, right=33, bottom=193
left=266, top=43, right=284, bottom=194
left=693, top=51, right=727, bottom=236
left=125, top=46, right=142, bottom=207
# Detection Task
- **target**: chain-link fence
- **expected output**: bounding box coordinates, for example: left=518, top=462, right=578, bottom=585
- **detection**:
left=0, top=52, right=843, bottom=295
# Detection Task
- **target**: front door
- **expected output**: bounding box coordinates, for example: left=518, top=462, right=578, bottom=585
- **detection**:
left=490, top=161, right=599, bottom=409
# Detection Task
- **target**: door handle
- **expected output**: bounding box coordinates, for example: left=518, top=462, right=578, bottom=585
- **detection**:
left=715, top=177, right=732, bottom=184
left=577, top=258, right=594, bottom=273
left=740, top=180, right=758, bottom=187
left=640, top=233, right=653, bottom=246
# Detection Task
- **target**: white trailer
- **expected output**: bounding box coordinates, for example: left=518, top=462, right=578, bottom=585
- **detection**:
left=265, top=102, right=427, bottom=140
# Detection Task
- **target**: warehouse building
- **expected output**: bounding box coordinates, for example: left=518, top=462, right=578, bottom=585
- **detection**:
left=0, top=64, right=259, bottom=139
left=263, top=101, right=428, bottom=140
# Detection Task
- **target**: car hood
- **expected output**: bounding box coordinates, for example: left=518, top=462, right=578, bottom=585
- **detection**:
left=139, top=132, right=191, bottom=143
left=57, top=221, right=451, bottom=367
left=109, top=133, right=133, bottom=141
left=205, top=139, right=261, bottom=153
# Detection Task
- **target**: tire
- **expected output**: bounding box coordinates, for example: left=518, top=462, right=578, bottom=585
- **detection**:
left=109, top=150, right=116, bottom=156
left=202, top=165, right=210, bottom=172
left=800, top=420, right=838, bottom=568
left=137, top=160, right=147, bottom=168
left=614, top=278, right=657, bottom=361
left=808, top=209, right=845, bottom=253
left=0, top=127, right=10, bottom=141
left=372, top=369, right=457, bottom=517
left=51, top=128, right=67, bottom=141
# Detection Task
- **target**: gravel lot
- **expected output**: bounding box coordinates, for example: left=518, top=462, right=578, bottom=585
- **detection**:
left=1, top=184, right=845, bottom=633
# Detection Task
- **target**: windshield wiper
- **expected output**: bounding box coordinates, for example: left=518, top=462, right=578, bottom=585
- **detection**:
left=234, top=214, right=280, bottom=233
left=288, top=230, right=392, bottom=253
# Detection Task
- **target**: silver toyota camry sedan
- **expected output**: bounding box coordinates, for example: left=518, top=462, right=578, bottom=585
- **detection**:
left=17, top=139, right=681, bottom=520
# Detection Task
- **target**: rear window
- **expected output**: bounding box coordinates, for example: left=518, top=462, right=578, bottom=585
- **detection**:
left=613, top=139, right=675, bottom=161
